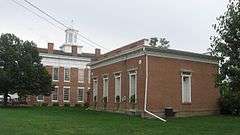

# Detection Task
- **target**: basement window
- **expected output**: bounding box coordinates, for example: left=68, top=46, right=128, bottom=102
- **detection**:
left=181, top=72, right=192, bottom=103
left=37, top=95, right=44, bottom=102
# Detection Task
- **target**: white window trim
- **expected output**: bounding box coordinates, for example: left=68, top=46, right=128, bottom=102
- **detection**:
left=181, top=73, right=192, bottom=103
left=129, top=72, right=137, bottom=103
left=77, top=87, right=85, bottom=103
left=88, top=69, right=91, bottom=83
left=114, top=74, right=121, bottom=103
left=93, top=79, right=98, bottom=102
left=37, top=95, right=44, bottom=102
left=78, top=69, right=85, bottom=83
left=64, top=68, right=71, bottom=82
left=52, top=86, right=59, bottom=102
left=63, top=86, right=70, bottom=102
left=52, top=67, right=59, bottom=82
left=103, top=77, right=109, bottom=101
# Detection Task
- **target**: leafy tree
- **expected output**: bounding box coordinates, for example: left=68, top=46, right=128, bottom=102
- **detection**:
left=210, top=0, right=240, bottom=115
left=149, top=37, right=170, bottom=49
left=0, top=33, right=53, bottom=106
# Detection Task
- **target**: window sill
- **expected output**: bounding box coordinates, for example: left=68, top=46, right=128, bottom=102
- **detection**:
left=64, top=81, right=70, bottom=83
left=78, top=81, right=84, bottom=83
left=77, top=101, right=84, bottom=103
left=52, top=100, right=58, bottom=102
left=37, top=100, right=44, bottom=102
left=52, top=80, right=59, bottom=82
left=182, top=102, right=192, bottom=105
left=63, top=101, right=70, bottom=103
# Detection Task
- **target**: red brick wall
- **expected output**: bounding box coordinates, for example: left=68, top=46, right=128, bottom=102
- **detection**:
left=147, top=56, right=220, bottom=115
left=91, top=56, right=146, bottom=111
left=90, top=55, right=220, bottom=116
left=29, top=65, right=90, bottom=106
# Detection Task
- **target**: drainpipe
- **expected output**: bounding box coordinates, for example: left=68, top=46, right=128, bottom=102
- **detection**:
left=143, top=47, right=166, bottom=122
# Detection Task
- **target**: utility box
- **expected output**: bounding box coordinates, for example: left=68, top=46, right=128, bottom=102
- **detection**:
left=165, top=107, right=175, bottom=117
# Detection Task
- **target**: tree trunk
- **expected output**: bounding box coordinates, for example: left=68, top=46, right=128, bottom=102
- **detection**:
left=3, top=92, right=8, bottom=106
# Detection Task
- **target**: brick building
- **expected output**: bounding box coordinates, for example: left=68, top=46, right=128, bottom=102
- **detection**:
left=89, top=39, right=220, bottom=117
left=28, top=28, right=98, bottom=106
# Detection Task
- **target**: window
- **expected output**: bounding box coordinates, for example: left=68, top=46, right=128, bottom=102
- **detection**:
left=52, top=86, right=58, bottom=102
left=88, top=69, right=91, bottom=83
left=103, top=77, right=109, bottom=100
left=78, top=87, right=84, bottom=102
left=64, top=68, right=70, bottom=82
left=68, top=33, right=73, bottom=43
left=74, top=34, right=77, bottom=43
left=52, top=67, right=59, bottom=81
left=114, top=74, right=121, bottom=102
left=78, top=69, right=84, bottom=83
left=181, top=72, right=192, bottom=103
left=37, top=95, right=44, bottom=102
left=129, top=71, right=137, bottom=103
left=63, top=87, right=70, bottom=102
left=93, top=79, right=98, bottom=102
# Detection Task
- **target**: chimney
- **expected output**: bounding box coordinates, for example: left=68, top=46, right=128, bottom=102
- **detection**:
left=47, top=43, right=54, bottom=53
left=72, top=45, right=78, bottom=56
left=95, top=48, right=101, bottom=58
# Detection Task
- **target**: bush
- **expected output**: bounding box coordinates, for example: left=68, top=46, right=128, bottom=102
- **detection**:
left=64, top=103, right=70, bottom=107
left=130, top=95, right=136, bottom=103
left=84, top=102, right=90, bottom=108
left=75, top=103, right=83, bottom=107
left=41, top=103, right=48, bottom=107
left=52, top=102, right=59, bottom=106
left=116, top=95, right=120, bottom=103
left=219, top=92, right=240, bottom=115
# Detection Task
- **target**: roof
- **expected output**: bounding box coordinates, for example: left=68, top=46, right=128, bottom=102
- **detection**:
left=95, top=39, right=146, bottom=61
left=37, top=48, right=95, bottom=58
left=144, top=46, right=217, bottom=61
left=89, top=39, right=218, bottom=67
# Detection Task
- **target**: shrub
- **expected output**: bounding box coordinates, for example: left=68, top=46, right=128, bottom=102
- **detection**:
left=102, top=97, right=107, bottom=109
left=116, top=95, right=120, bottom=103
left=41, top=103, right=48, bottom=107
left=219, top=92, right=240, bottom=115
left=84, top=102, right=90, bottom=108
left=52, top=102, right=59, bottom=106
left=130, top=95, right=136, bottom=103
left=64, top=103, right=70, bottom=107
left=102, top=97, right=107, bottom=103
left=75, top=103, right=83, bottom=107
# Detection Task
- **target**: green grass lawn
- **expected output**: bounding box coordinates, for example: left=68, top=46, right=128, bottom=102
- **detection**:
left=0, top=107, right=239, bottom=135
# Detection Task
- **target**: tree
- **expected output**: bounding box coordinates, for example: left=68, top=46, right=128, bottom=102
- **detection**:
left=149, top=37, right=170, bottom=49
left=0, top=33, right=53, bottom=106
left=210, top=0, right=240, bottom=115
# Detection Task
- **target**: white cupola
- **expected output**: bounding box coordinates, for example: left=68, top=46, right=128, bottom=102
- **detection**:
left=65, top=28, right=78, bottom=45
left=60, top=27, right=83, bottom=54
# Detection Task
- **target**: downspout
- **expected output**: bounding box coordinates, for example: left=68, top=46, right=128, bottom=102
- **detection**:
left=143, top=47, right=166, bottom=122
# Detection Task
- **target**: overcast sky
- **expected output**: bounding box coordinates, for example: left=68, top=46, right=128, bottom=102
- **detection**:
left=0, top=0, right=228, bottom=53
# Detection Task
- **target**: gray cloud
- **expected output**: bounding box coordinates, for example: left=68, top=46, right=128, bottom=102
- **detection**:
left=0, top=0, right=228, bottom=53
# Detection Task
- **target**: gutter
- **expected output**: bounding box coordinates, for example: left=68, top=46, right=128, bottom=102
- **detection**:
left=143, top=47, right=166, bottom=122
